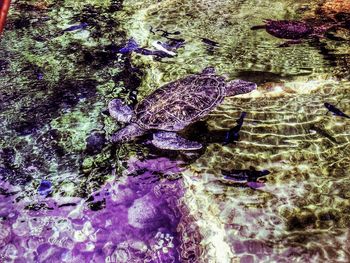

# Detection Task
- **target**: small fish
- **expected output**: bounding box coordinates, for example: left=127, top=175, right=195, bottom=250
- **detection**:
left=201, top=38, right=220, bottom=47
left=324, top=102, right=350, bottom=119
left=221, top=169, right=270, bottom=182
left=309, top=124, right=337, bottom=144
left=63, top=22, right=88, bottom=32
left=150, top=27, right=181, bottom=38
left=38, top=180, right=52, bottom=196
left=155, top=38, right=185, bottom=50
left=223, top=112, right=247, bottom=145
left=151, top=41, right=177, bottom=56
left=222, top=169, right=270, bottom=183
left=119, top=38, right=140, bottom=54
left=119, top=38, right=176, bottom=58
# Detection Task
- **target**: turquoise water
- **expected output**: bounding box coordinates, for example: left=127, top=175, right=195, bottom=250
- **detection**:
left=0, top=0, right=350, bottom=262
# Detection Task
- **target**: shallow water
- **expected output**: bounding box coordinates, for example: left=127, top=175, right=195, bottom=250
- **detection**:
left=0, top=0, right=350, bottom=262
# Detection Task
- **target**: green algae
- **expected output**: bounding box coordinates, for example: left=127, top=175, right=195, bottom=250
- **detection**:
left=0, top=0, right=141, bottom=200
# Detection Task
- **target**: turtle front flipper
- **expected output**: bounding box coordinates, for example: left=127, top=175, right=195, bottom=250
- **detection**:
left=111, top=123, right=146, bottom=143
left=152, top=131, right=202, bottom=150
left=108, top=99, right=134, bottom=123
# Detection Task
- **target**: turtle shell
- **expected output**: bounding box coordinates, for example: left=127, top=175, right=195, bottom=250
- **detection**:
left=266, top=20, right=312, bottom=39
left=134, top=72, right=226, bottom=131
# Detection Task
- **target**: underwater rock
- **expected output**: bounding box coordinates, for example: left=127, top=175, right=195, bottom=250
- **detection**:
left=11, top=121, right=38, bottom=136
left=109, top=0, right=123, bottom=12
left=0, top=147, right=16, bottom=166
left=85, top=132, right=106, bottom=155
left=334, top=12, right=350, bottom=29
left=127, top=195, right=158, bottom=229
left=0, top=243, right=18, bottom=262
left=0, top=59, right=9, bottom=71
left=0, top=224, right=10, bottom=248
left=321, top=0, right=350, bottom=16
left=35, top=243, right=69, bottom=263
left=0, top=166, right=32, bottom=186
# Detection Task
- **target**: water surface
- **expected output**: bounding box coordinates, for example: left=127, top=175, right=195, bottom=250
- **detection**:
left=0, top=0, right=349, bottom=262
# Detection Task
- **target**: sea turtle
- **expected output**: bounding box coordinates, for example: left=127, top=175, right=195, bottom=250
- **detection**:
left=108, top=67, right=257, bottom=150
left=251, top=19, right=340, bottom=47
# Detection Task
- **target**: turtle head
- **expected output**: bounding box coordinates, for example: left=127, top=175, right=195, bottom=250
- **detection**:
left=201, top=66, right=216, bottom=75
left=224, top=79, right=257, bottom=96
left=108, top=99, right=134, bottom=123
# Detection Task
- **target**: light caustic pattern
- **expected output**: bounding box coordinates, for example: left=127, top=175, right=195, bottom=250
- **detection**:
left=187, top=81, right=350, bottom=262
left=0, top=0, right=350, bottom=262
left=119, top=0, right=350, bottom=262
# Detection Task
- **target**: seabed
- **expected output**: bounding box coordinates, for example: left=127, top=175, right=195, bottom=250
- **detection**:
left=0, top=0, right=350, bottom=262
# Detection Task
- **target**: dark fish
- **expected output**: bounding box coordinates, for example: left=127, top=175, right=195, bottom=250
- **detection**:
left=38, top=180, right=52, bottom=196
left=119, top=38, right=175, bottom=58
left=137, top=48, right=174, bottom=58
left=157, top=38, right=185, bottom=50
left=150, top=27, right=181, bottom=38
left=63, top=22, right=88, bottom=32
left=221, top=169, right=270, bottom=183
left=324, top=102, right=350, bottom=119
left=223, top=112, right=247, bottom=145
left=310, top=124, right=337, bottom=144
left=201, top=38, right=220, bottom=47
left=119, top=38, right=140, bottom=54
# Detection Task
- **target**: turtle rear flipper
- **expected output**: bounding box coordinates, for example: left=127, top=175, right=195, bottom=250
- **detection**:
left=152, top=131, right=202, bottom=150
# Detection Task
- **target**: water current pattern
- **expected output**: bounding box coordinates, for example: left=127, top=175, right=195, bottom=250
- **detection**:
left=0, top=0, right=350, bottom=262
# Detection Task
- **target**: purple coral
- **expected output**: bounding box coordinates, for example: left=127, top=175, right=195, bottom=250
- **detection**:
left=0, top=157, right=190, bottom=262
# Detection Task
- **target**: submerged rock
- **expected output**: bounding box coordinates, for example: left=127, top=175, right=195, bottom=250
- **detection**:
left=85, top=132, right=106, bottom=155
left=127, top=195, right=158, bottom=229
